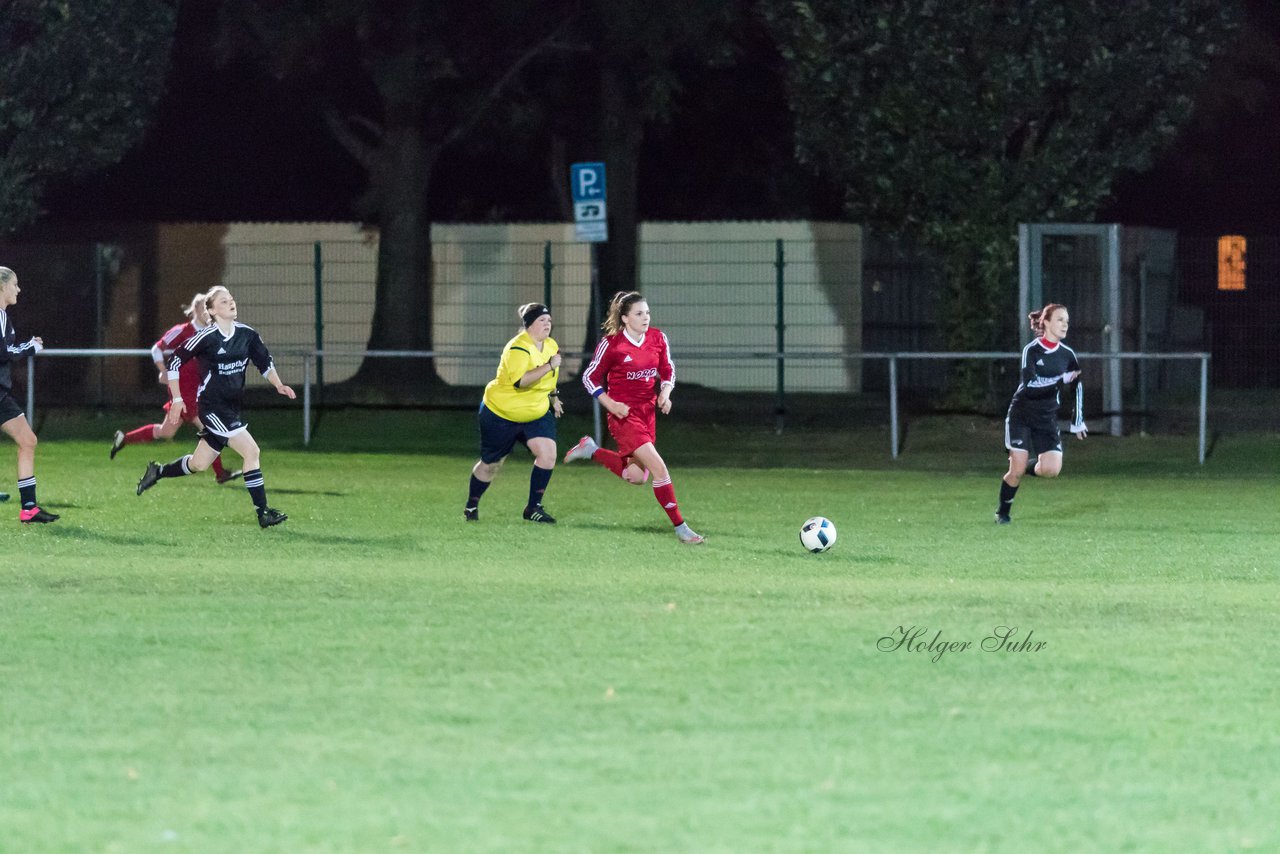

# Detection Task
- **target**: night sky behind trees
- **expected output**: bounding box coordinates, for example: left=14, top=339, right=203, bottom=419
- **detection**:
left=0, top=0, right=175, bottom=231
left=33, top=0, right=1276, bottom=233
left=14, top=0, right=1279, bottom=388
left=38, top=0, right=835, bottom=225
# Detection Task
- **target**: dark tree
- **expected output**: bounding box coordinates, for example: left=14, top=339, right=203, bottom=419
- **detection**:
left=765, top=0, right=1241, bottom=405
left=217, top=0, right=576, bottom=391
left=579, top=0, right=744, bottom=300
left=1105, top=0, right=1280, bottom=231
left=0, top=0, right=175, bottom=233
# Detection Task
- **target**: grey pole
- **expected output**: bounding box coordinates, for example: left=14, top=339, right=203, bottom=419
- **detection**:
left=95, top=244, right=106, bottom=407
left=1198, top=354, right=1208, bottom=465
left=543, top=241, right=553, bottom=309
left=1106, top=223, right=1123, bottom=437
left=889, top=355, right=899, bottom=459
left=775, top=239, right=785, bottom=435
left=590, top=242, right=603, bottom=447
left=313, top=242, right=324, bottom=402
left=303, top=353, right=312, bottom=447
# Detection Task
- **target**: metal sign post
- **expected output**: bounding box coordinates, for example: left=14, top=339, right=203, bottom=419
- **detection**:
left=570, top=162, right=608, bottom=445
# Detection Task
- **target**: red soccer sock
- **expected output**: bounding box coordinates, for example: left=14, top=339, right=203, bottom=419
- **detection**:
left=211, top=455, right=228, bottom=479
left=124, top=425, right=159, bottom=445
left=591, top=447, right=626, bottom=478
left=652, top=478, right=684, bottom=526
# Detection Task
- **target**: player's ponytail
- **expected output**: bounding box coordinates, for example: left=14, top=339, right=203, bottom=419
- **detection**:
left=182, top=292, right=206, bottom=319
left=1029, top=303, right=1067, bottom=336
left=602, top=291, right=644, bottom=336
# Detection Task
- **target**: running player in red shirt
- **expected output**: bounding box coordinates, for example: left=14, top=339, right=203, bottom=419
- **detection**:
left=563, top=290, right=704, bottom=544
left=109, top=292, right=240, bottom=484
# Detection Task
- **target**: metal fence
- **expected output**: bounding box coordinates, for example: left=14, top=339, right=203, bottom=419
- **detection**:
left=92, top=235, right=865, bottom=402
left=24, top=348, right=1211, bottom=463
left=2, top=229, right=1269, bottom=420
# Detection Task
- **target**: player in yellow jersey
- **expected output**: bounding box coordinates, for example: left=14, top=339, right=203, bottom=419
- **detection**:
left=464, top=303, right=562, bottom=523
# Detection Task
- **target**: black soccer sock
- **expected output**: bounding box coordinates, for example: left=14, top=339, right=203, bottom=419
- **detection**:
left=18, top=476, right=36, bottom=509
left=527, top=464, right=553, bottom=509
left=243, top=468, right=267, bottom=512
left=467, top=474, right=491, bottom=510
left=159, top=455, right=193, bottom=479
left=1025, top=456, right=1039, bottom=476
left=998, top=479, right=1019, bottom=517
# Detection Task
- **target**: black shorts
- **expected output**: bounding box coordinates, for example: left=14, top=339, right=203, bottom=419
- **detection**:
left=0, top=391, right=24, bottom=426
left=478, top=404, right=556, bottom=464
left=197, top=404, right=247, bottom=453
left=1005, top=405, right=1062, bottom=455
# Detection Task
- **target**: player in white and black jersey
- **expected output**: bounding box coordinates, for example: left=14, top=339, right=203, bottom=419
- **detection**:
left=135, top=286, right=296, bottom=528
left=995, top=303, right=1088, bottom=524
left=0, top=267, right=58, bottom=522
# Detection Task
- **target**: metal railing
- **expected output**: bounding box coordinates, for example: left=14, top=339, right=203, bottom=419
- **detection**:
left=24, top=348, right=153, bottom=420
left=27, top=348, right=1211, bottom=463
left=295, top=349, right=1212, bottom=462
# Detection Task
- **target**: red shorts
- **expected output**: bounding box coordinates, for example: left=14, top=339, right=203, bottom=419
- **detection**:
left=607, top=403, right=656, bottom=458
left=164, top=396, right=200, bottom=425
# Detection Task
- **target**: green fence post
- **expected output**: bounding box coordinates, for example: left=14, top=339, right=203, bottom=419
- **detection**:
left=543, top=241, right=553, bottom=309
left=775, top=238, right=785, bottom=435
left=313, top=241, right=324, bottom=402
left=94, top=243, right=106, bottom=409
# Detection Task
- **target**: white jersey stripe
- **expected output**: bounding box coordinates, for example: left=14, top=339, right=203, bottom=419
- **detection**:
left=660, top=330, right=675, bottom=388
left=582, top=338, right=611, bottom=396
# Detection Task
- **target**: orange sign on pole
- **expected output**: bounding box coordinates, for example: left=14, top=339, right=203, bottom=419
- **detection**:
left=1217, top=235, right=1246, bottom=291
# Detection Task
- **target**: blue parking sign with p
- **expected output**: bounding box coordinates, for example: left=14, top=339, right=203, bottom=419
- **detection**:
left=570, top=162, right=608, bottom=242
left=571, top=163, right=606, bottom=202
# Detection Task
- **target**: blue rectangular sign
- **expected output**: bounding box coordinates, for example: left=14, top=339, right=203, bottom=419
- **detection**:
left=570, top=162, right=606, bottom=203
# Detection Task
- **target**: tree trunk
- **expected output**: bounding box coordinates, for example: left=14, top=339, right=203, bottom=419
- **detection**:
left=355, top=126, right=439, bottom=396
left=596, top=62, right=644, bottom=303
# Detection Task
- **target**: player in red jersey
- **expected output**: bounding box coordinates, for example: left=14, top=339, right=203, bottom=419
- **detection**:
left=563, top=290, right=704, bottom=544
left=109, top=292, right=240, bottom=484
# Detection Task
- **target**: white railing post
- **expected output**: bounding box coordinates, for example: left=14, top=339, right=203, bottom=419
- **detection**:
left=19, top=348, right=1213, bottom=466
left=1199, top=354, right=1208, bottom=465
left=888, top=355, right=899, bottom=459
left=26, top=357, right=35, bottom=423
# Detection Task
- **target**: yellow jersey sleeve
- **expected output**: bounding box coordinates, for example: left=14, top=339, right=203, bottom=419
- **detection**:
left=482, top=333, right=559, bottom=422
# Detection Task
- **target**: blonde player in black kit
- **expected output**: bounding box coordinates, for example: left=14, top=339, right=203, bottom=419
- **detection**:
left=135, top=287, right=296, bottom=527
left=995, top=303, right=1088, bottom=524
left=0, top=267, right=58, bottom=522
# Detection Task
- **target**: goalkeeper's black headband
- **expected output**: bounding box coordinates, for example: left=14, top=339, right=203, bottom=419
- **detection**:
left=522, top=304, right=550, bottom=328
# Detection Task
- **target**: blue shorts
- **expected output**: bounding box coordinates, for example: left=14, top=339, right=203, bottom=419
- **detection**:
left=478, top=404, right=556, bottom=464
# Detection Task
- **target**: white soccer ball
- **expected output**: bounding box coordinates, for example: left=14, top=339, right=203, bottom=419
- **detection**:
left=799, top=516, right=837, bottom=553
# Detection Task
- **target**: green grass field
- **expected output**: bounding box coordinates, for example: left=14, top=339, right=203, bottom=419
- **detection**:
left=2, top=409, right=1278, bottom=851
